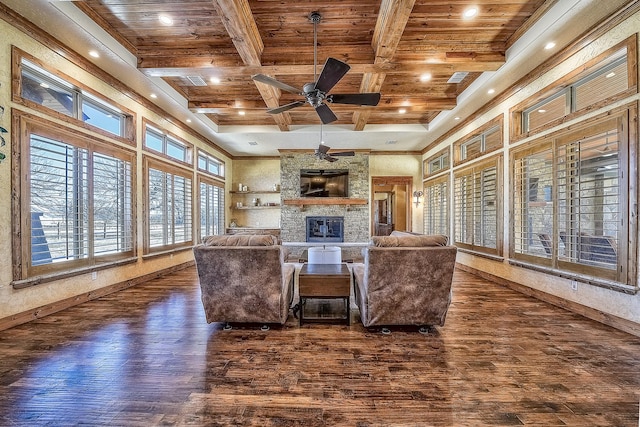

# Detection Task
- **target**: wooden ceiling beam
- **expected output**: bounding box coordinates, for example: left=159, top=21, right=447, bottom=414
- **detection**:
left=139, top=57, right=504, bottom=78
left=354, top=0, right=416, bottom=130
left=211, top=0, right=263, bottom=66
left=189, top=96, right=456, bottom=111
left=253, top=81, right=292, bottom=131
left=211, top=0, right=290, bottom=129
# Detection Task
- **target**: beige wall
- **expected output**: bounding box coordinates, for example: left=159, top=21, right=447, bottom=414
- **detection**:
left=422, top=10, right=640, bottom=326
left=0, top=18, right=230, bottom=323
left=230, top=158, right=281, bottom=228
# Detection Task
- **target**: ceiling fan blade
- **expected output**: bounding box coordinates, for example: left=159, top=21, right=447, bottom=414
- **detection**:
left=330, top=151, right=355, bottom=157
left=252, top=74, right=302, bottom=95
left=328, top=93, right=381, bottom=106
left=266, top=101, right=305, bottom=115
left=314, top=58, right=351, bottom=93
left=315, top=104, right=338, bottom=124
left=317, top=144, right=331, bottom=154
left=324, top=155, right=338, bottom=162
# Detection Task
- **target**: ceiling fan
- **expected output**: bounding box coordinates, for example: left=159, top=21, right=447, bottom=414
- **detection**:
left=315, top=143, right=355, bottom=162
left=251, top=11, right=381, bottom=124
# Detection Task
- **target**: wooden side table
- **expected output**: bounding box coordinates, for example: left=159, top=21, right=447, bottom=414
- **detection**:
left=298, top=263, right=351, bottom=325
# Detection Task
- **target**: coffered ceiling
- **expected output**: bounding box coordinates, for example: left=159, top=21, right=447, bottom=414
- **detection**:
left=74, top=0, right=548, bottom=128
left=1, top=0, right=626, bottom=156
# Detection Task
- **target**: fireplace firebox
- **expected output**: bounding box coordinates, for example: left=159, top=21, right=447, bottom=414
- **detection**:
left=306, top=216, right=344, bottom=242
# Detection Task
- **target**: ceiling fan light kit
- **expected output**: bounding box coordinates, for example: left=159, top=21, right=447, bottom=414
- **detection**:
left=251, top=11, right=381, bottom=125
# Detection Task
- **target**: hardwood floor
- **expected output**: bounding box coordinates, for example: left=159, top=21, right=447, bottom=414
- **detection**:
left=0, top=267, right=639, bottom=426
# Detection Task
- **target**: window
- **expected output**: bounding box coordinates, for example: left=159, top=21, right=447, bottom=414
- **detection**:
left=423, top=148, right=450, bottom=179
left=454, top=116, right=503, bottom=165
left=19, top=59, right=128, bottom=138
left=144, top=157, right=193, bottom=253
left=423, top=175, right=449, bottom=236
left=17, top=114, right=134, bottom=279
left=199, top=178, right=225, bottom=240
left=144, top=124, right=191, bottom=164
left=512, top=107, right=635, bottom=287
left=512, top=38, right=635, bottom=140
left=198, top=150, right=225, bottom=178
left=453, top=156, right=502, bottom=255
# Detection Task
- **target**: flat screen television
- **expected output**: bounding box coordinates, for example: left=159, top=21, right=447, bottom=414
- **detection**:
left=300, top=169, right=349, bottom=197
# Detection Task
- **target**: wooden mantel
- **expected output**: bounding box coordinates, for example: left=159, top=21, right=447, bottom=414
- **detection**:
left=283, top=198, right=368, bottom=208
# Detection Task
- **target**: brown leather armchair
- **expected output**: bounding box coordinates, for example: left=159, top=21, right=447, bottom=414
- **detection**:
left=353, top=233, right=457, bottom=328
left=193, top=234, right=294, bottom=325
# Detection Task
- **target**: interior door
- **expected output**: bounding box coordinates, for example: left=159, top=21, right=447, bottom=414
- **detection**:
left=371, top=176, right=412, bottom=236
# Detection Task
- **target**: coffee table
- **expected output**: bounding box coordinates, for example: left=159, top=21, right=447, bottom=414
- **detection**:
left=298, top=263, right=351, bottom=326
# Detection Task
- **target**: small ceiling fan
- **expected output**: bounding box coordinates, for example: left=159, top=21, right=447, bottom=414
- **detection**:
left=251, top=11, right=381, bottom=124
left=313, top=123, right=354, bottom=162
left=315, top=144, right=355, bottom=162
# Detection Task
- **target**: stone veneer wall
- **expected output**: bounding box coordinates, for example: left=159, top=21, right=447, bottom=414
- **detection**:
left=280, top=153, right=370, bottom=244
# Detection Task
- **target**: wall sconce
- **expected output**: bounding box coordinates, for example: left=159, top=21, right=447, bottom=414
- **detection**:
left=413, top=190, right=424, bottom=207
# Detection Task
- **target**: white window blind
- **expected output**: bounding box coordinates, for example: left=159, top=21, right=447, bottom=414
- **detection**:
left=513, top=145, right=554, bottom=259
left=30, top=136, right=89, bottom=264
left=93, top=153, right=133, bottom=255
left=556, top=129, right=620, bottom=269
left=29, top=134, right=133, bottom=269
left=148, top=167, right=193, bottom=248
left=454, top=158, right=500, bottom=253
left=424, top=176, right=449, bottom=236
left=200, top=181, right=225, bottom=239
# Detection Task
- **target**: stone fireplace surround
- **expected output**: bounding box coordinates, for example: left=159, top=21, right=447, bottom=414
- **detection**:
left=279, top=152, right=370, bottom=259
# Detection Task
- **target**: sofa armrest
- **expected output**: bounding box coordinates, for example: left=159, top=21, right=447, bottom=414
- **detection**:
left=352, top=263, right=367, bottom=326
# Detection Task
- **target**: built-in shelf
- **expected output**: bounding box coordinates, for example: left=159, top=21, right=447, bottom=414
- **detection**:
left=231, top=205, right=280, bottom=210
left=283, top=198, right=368, bottom=207
left=230, top=190, right=280, bottom=194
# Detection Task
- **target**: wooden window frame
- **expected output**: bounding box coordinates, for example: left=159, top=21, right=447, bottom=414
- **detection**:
left=423, top=147, right=450, bottom=179
left=510, top=36, right=638, bottom=143
left=142, top=155, right=195, bottom=255
left=197, top=148, right=225, bottom=180
left=12, top=47, right=135, bottom=145
left=509, top=103, right=637, bottom=292
left=11, top=111, right=137, bottom=284
left=453, top=155, right=503, bottom=257
left=453, top=115, right=504, bottom=166
left=143, top=118, right=194, bottom=166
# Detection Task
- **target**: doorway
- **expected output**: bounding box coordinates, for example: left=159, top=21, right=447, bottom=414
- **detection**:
left=371, top=176, right=412, bottom=236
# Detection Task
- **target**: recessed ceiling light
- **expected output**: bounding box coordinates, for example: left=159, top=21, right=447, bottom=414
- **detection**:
left=606, top=72, right=616, bottom=78
left=487, top=88, right=495, bottom=94
left=538, top=109, right=546, bottom=113
left=545, top=41, right=556, bottom=50
left=238, top=111, right=245, bottom=116
left=420, top=73, right=432, bottom=82
left=150, top=93, right=157, bottom=99
left=463, top=7, right=478, bottom=19
left=186, top=119, right=192, bottom=123
left=89, top=50, right=100, bottom=58
left=210, top=77, right=221, bottom=84
left=159, top=15, right=173, bottom=25
left=398, top=108, right=406, bottom=114
left=454, top=116, right=461, bottom=120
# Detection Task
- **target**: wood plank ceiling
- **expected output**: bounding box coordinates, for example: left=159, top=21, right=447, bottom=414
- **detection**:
left=74, top=0, right=552, bottom=132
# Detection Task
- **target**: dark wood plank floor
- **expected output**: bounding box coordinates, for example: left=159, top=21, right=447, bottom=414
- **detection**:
left=0, top=267, right=639, bottom=426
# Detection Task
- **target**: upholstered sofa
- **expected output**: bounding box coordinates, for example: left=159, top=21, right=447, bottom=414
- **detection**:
left=193, top=234, right=294, bottom=325
left=353, top=232, right=457, bottom=328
